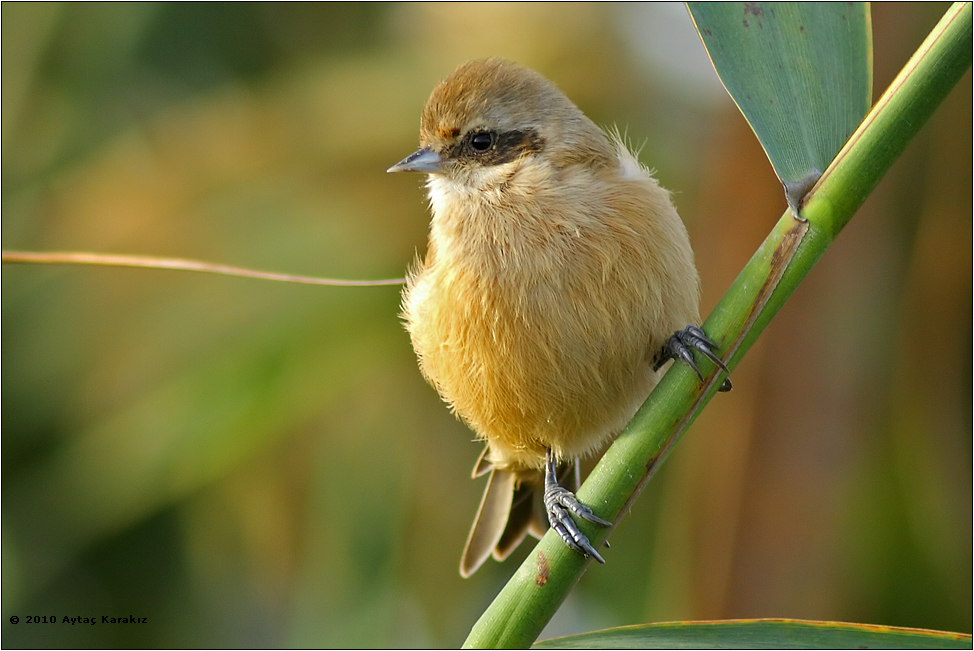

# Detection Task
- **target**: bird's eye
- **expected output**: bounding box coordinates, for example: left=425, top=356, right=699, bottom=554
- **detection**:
left=469, top=131, right=494, bottom=152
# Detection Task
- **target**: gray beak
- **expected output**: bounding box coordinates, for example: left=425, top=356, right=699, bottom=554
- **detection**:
left=387, top=147, right=444, bottom=173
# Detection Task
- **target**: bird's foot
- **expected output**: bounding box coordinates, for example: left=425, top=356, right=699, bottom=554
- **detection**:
left=543, top=450, right=610, bottom=563
left=656, top=324, right=732, bottom=392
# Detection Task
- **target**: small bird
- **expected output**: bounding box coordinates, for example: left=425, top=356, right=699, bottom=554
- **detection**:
left=389, top=58, right=728, bottom=577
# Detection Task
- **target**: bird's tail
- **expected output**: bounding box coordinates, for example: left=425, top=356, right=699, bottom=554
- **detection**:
left=459, top=452, right=579, bottom=577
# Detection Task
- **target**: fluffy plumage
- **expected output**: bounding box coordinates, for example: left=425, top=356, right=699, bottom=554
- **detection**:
left=393, top=58, right=702, bottom=576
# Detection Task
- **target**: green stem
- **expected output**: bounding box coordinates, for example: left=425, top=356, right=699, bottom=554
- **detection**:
left=462, top=3, right=972, bottom=648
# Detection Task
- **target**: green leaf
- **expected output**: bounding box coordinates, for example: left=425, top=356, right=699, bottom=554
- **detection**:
left=687, top=2, right=872, bottom=205
left=533, top=619, right=974, bottom=649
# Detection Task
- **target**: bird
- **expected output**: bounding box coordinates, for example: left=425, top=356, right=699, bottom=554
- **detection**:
left=388, top=58, right=728, bottom=577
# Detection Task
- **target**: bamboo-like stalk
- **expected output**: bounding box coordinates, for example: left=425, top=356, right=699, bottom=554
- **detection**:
left=462, top=3, right=972, bottom=648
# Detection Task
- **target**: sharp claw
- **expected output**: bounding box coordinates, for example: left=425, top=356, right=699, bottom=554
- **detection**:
left=686, top=356, right=705, bottom=382
left=686, top=325, right=717, bottom=348
left=683, top=326, right=729, bottom=373
left=579, top=537, right=606, bottom=564
left=544, top=450, right=610, bottom=562
left=564, top=497, right=612, bottom=526
left=552, top=505, right=605, bottom=563
left=693, top=345, right=728, bottom=374
left=660, top=325, right=730, bottom=384
left=577, top=508, right=612, bottom=528
left=693, top=341, right=729, bottom=373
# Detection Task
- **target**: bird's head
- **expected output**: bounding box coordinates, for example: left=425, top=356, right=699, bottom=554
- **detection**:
left=388, top=58, right=613, bottom=190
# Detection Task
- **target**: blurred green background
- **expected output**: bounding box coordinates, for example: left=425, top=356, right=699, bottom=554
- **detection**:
left=2, top=3, right=970, bottom=647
